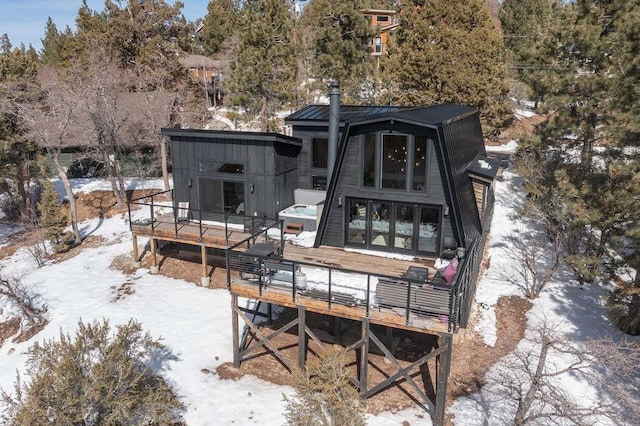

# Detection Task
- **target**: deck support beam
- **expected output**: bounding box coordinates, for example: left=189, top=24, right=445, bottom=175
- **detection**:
left=232, top=294, right=240, bottom=368
left=298, top=306, right=306, bottom=369
left=228, top=298, right=452, bottom=426
left=149, top=238, right=158, bottom=273
left=434, top=333, right=453, bottom=426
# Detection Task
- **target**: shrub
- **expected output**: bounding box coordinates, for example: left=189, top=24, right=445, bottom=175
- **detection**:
left=283, top=347, right=366, bottom=426
left=606, top=284, right=640, bottom=335
left=0, top=319, right=183, bottom=425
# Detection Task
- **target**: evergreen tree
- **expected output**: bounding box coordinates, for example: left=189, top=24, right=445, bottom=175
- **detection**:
left=383, top=0, right=511, bottom=138
left=228, top=0, right=296, bottom=129
left=40, top=18, right=75, bottom=67
left=302, top=0, right=377, bottom=103
left=75, top=0, right=192, bottom=90
left=201, top=0, right=239, bottom=56
left=500, top=0, right=559, bottom=109
left=518, top=1, right=640, bottom=327
left=0, top=37, right=43, bottom=223
left=37, top=180, right=68, bottom=246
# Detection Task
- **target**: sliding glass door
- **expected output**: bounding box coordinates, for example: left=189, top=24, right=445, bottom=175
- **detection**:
left=345, top=199, right=440, bottom=255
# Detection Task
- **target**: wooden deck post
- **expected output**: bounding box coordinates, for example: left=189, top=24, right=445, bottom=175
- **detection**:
left=132, top=235, right=139, bottom=263
left=150, top=238, right=157, bottom=265
left=200, top=245, right=208, bottom=285
left=232, top=294, right=240, bottom=368
left=434, top=333, right=453, bottom=426
left=298, top=305, right=307, bottom=369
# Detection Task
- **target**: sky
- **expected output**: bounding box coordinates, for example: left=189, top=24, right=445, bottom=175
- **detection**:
left=0, top=134, right=637, bottom=424
left=0, top=0, right=210, bottom=51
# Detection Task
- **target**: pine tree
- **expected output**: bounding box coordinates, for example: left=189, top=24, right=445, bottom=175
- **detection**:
left=40, top=18, right=76, bottom=67
left=37, top=180, right=68, bottom=247
left=228, top=0, right=296, bottom=129
left=201, top=0, right=239, bottom=56
left=522, top=1, right=640, bottom=312
left=302, top=0, right=377, bottom=103
left=0, top=37, right=43, bottom=223
left=500, top=0, right=559, bottom=109
left=383, top=0, right=511, bottom=138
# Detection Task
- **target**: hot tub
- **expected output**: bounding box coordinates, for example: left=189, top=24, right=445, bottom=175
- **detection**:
left=278, top=204, right=319, bottom=232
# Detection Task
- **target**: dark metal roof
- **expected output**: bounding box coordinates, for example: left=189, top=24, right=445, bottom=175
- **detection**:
left=285, top=104, right=477, bottom=128
left=160, top=128, right=302, bottom=146
left=284, top=105, right=406, bottom=126
left=467, top=156, right=501, bottom=181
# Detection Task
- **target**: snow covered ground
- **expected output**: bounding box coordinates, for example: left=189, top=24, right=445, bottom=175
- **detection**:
left=1, top=153, right=637, bottom=425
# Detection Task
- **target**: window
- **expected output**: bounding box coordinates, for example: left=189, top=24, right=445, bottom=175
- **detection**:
left=218, top=163, right=244, bottom=174
left=382, top=134, right=407, bottom=189
left=418, top=207, right=439, bottom=253
left=345, top=199, right=440, bottom=255
left=312, top=138, right=328, bottom=169
left=412, top=136, right=427, bottom=190
left=374, top=37, right=382, bottom=53
left=370, top=202, right=390, bottom=247
left=347, top=200, right=367, bottom=245
left=363, top=134, right=376, bottom=187
left=376, top=15, right=389, bottom=23
left=394, top=205, right=414, bottom=250
left=312, top=175, right=327, bottom=190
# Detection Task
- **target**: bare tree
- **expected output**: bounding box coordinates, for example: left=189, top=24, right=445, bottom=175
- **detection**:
left=505, top=221, right=562, bottom=298
left=67, top=45, right=133, bottom=208
left=487, top=317, right=618, bottom=425
left=586, top=337, right=640, bottom=426
left=0, top=275, right=47, bottom=335
left=21, top=66, right=82, bottom=244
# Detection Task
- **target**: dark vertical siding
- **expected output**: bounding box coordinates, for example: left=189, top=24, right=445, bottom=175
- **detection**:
left=440, top=114, right=484, bottom=245
left=167, top=133, right=300, bottom=220
left=321, top=128, right=453, bottom=250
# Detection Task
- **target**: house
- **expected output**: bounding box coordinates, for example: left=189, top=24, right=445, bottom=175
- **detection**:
left=178, top=54, right=226, bottom=107
left=363, top=9, right=398, bottom=56
left=285, top=88, right=497, bottom=263
left=138, top=88, right=497, bottom=425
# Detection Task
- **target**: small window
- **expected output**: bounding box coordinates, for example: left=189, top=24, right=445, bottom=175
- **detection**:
left=376, top=15, right=389, bottom=23
left=413, top=136, right=427, bottom=190
left=218, top=163, right=244, bottom=174
left=374, top=37, right=382, bottom=53
left=382, top=134, right=407, bottom=189
left=363, top=134, right=376, bottom=187
left=312, top=175, right=327, bottom=190
left=312, top=138, right=328, bottom=169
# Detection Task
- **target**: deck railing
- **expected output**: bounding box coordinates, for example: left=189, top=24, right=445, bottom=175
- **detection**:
left=127, top=190, right=284, bottom=245
left=226, top=247, right=461, bottom=331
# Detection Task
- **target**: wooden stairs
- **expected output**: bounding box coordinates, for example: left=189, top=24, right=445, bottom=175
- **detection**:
left=283, top=222, right=303, bottom=236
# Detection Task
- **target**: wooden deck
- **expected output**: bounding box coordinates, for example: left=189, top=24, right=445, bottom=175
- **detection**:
left=130, top=216, right=452, bottom=334
left=131, top=216, right=253, bottom=248
left=230, top=277, right=449, bottom=335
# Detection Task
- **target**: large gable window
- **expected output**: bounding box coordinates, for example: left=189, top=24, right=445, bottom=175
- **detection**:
left=361, top=133, right=429, bottom=192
